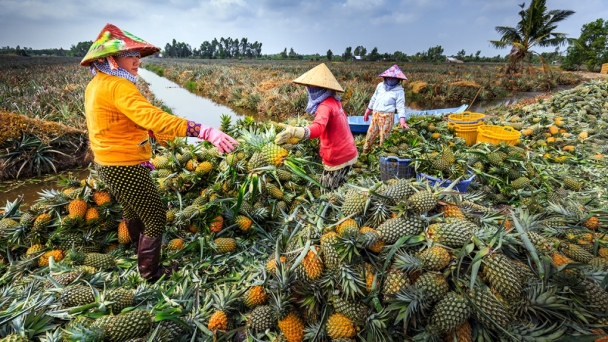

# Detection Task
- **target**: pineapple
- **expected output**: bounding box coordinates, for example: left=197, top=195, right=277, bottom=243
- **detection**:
left=0, top=335, right=30, bottom=342
left=61, top=284, right=95, bottom=307
left=415, top=272, right=450, bottom=304
left=243, top=285, right=268, bottom=308
left=426, top=223, right=473, bottom=248
left=468, top=286, right=511, bottom=331
left=583, top=280, right=608, bottom=313
left=341, top=189, right=368, bottom=217
left=84, top=207, right=100, bottom=224
left=267, top=183, right=284, bottom=200
left=326, top=313, right=356, bottom=339
left=248, top=305, right=276, bottom=332
left=93, top=190, right=112, bottom=206
left=39, top=250, right=64, bottom=267
left=561, top=243, right=593, bottom=263
left=426, top=292, right=471, bottom=336
left=563, top=177, right=582, bottom=191
left=167, top=238, right=185, bottom=252
left=210, top=215, right=224, bottom=233
left=486, top=152, right=504, bottom=166
left=331, top=295, right=368, bottom=323
left=394, top=247, right=451, bottom=273
left=214, top=238, right=236, bottom=253
left=32, top=213, right=52, bottom=231
left=582, top=216, right=600, bottom=230
left=261, top=143, right=288, bottom=167
left=195, top=161, right=213, bottom=176
left=511, top=177, right=531, bottom=190
left=152, top=156, right=170, bottom=169
left=320, top=232, right=341, bottom=270
left=377, top=216, right=425, bottom=244
left=83, top=253, right=115, bottom=269
left=277, top=311, right=305, bottom=342
left=235, top=215, right=253, bottom=231
left=247, top=151, right=266, bottom=170
left=0, top=218, right=18, bottom=230
left=382, top=269, right=410, bottom=296
left=105, top=309, right=152, bottom=342
left=439, top=204, right=466, bottom=220
left=444, top=321, right=472, bottom=342
left=266, top=255, right=287, bottom=273
left=358, top=226, right=382, bottom=251
left=297, top=247, right=324, bottom=281
left=482, top=254, right=522, bottom=300
left=336, top=218, right=359, bottom=238
left=409, top=190, right=438, bottom=213
left=276, top=169, right=292, bottom=181
left=208, top=286, right=239, bottom=332
left=26, top=244, right=45, bottom=257
left=117, top=222, right=130, bottom=244
left=208, top=310, right=229, bottom=331
left=106, top=288, right=134, bottom=314
left=381, top=179, right=415, bottom=200
left=67, top=199, right=88, bottom=219
left=51, top=271, right=82, bottom=286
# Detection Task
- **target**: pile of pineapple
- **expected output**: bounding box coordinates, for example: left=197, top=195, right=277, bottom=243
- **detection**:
left=1, top=97, right=608, bottom=341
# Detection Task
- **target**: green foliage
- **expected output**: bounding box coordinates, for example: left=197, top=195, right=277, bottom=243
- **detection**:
left=490, top=0, right=575, bottom=73
left=68, top=41, right=93, bottom=58
left=562, top=18, right=608, bottom=72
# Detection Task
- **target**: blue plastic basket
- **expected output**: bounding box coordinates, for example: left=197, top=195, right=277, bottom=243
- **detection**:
left=380, top=157, right=415, bottom=181
left=416, top=172, right=476, bottom=193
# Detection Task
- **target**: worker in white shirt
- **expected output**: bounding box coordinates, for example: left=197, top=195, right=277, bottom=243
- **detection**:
left=362, top=64, right=409, bottom=154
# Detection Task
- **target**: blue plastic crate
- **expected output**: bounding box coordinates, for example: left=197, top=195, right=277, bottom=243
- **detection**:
left=380, top=157, right=415, bottom=181
left=416, top=172, right=476, bottom=193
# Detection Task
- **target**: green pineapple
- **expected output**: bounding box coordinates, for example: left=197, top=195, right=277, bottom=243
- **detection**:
left=61, top=284, right=95, bottom=307
left=341, top=189, right=368, bottom=217
left=469, top=286, right=511, bottom=331
left=376, top=216, right=425, bottom=244
left=563, top=177, right=581, bottom=191
left=420, top=292, right=470, bottom=338
left=83, top=253, right=115, bottom=269
left=320, top=232, right=341, bottom=270
left=561, top=243, right=593, bottom=263
left=382, top=179, right=416, bottom=203
left=482, top=254, right=522, bottom=300
left=331, top=295, right=368, bottom=324
left=106, top=288, right=134, bottom=314
left=486, top=152, right=504, bottom=166
left=408, top=190, right=438, bottom=213
left=583, top=280, right=608, bottom=313
left=248, top=305, right=277, bottom=332
left=266, top=183, right=284, bottom=200
left=104, top=309, right=152, bottom=342
left=426, top=223, right=473, bottom=248
left=511, top=177, right=531, bottom=190
left=276, top=169, right=292, bottom=181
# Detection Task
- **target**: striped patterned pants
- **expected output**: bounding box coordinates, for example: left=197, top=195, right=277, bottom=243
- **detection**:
left=95, top=164, right=167, bottom=238
left=362, top=111, right=394, bottom=153
left=320, top=165, right=352, bottom=193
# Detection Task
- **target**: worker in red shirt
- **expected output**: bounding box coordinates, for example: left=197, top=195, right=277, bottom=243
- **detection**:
left=275, top=63, right=358, bottom=191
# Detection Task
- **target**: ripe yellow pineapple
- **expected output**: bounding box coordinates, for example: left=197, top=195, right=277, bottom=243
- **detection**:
left=85, top=207, right=99, bottom=224
left=243, top=286, right=268, bottom=307
left=326, top=313, right=356, bottom=339
left=67, top=199, right=88, bottom=219
left=583, top=216, right=600, bottom=230
left=214, top=238, right=236, bottom=253
left=298, top=247, right=324, bottom=281
left=32, top=213, right=52, bottom=231
left=261, top=143, right=288, bottom=167
left=208, top=310, right=228, bottom=331
left=39, top=250, right=64, bottom=267
left=234, top=215, right=252, bottom=231
left=359, top=227, right=384, bottom=253
left=167, top=238, right=185, bottom=252
left=210, top=215, right=224, bottom=233
left=117, top=221, right=130, bottom=244
left=439, top=204, right=466, bottom=220
left=185, top=159, right=197, bottom=171
left=277, top=311, right=305, bottom=342
left=266, top=255, right=287, bottom=273
left=336, top=218, right=359, bottom=238
left=26, top=244, right=45, bottom=257
left=93, top=190, right=111, bottom=206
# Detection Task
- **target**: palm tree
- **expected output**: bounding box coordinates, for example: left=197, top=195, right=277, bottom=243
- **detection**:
left=490, top=0, right=575, bottom=74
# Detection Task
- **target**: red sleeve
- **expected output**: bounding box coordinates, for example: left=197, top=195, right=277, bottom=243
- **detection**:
left=307, top=104, right=331, bottom=139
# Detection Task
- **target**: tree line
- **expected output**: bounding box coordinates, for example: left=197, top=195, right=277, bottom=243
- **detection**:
left=163, top=38, right=263, bottom=59
left=0, top=41, right=93, bottom=57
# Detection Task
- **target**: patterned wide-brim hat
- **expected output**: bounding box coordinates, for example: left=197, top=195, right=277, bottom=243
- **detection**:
left=293, top=63, right=344, bottom=92
left=80, top=23, right=160, bottom=66
left=378, top=64, right=407, bottom=80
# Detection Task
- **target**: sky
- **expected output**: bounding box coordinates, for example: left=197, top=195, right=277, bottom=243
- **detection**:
left=1, top=0, right=607, bottom=57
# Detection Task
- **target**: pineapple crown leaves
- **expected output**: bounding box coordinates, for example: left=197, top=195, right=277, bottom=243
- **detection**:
left=209, top=284, right=243, bottom=313
left=1, top=197, right=24, bottom=219
left=392, top=249, right=423, bottom=274
left=336, top=264, right=367, bottom=301
left=6, top=306, right=60, bottom=339
left=385, top=285, right=432, bottom=329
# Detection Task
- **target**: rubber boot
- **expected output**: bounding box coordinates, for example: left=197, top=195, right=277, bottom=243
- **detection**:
left=124, top=218, right=145, bottom=250
left=137, top=235, right=179, bottom=282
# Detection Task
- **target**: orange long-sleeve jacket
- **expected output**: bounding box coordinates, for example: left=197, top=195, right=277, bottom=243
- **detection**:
left=85, top=72, right=196, bottom=166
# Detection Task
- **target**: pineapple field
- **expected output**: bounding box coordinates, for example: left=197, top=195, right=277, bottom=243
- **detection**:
left=3, top=56, right=608, bottom=341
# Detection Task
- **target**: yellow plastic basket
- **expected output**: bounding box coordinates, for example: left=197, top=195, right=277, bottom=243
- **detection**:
left=448, top=121, right=484, bottom=146
left=476, top=125, right=521, bottom=145
left=447, top=111, right=486, bottom=124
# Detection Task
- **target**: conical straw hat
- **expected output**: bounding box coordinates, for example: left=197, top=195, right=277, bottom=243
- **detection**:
left=293, top=63, right=344, bottom=92
left=80, top=23, right=160, bottom=66
left=378, top=64, right=407, bottom=80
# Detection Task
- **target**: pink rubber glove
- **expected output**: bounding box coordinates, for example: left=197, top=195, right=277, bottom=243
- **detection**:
left=198, top=125, right=238, bottom=153
left=400, top=117, right=409, bottom=129
left=364, top=108, right=372, bottom=122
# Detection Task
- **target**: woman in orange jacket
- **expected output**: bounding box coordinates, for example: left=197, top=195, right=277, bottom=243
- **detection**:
left=81, top=24, right=237, bottom=281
